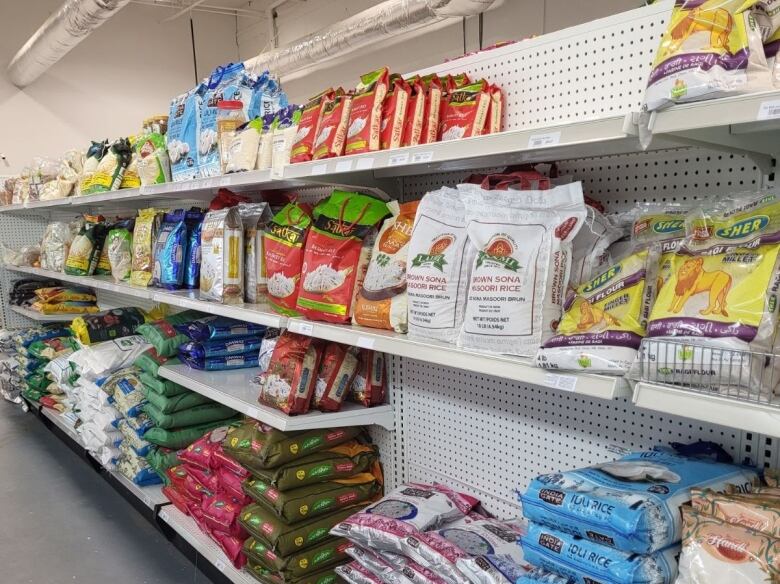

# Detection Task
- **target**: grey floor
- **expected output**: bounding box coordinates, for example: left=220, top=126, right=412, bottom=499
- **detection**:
left=0, top=401, right=216, bottom=584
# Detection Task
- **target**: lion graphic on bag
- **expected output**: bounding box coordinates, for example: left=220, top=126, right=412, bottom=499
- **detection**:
left=667, top=6, right=733, bottom=53
left=576, top=300, right=620, bottom=332
left=669, top=257, right=732, bottom=316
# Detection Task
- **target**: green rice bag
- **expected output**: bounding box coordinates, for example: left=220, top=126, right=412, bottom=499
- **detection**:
left=245, top=560, right=340, bottom=584
left=242, top=474, right=381, bottom=524
left=244, top=536, right=349, bottom=580
left=248, top=443, right=379, bottom=491
left=26, top=371, right=51, bottom=392
left=134, top=347, right=180, bottom=376
left=143, top=419, right=238, bottom=449
left=136, top=321, right=189, bottom=358
left=163, top=309, right=206, bottom=326
left=223, top=421, right=363, bottom=470
left=139, top=371, right=189, bottom=397
left=240, top=504, right=358, bottom=557
left=143, top=401, right=237, bottom=429
left=145, top=447, right=181, bottom=483
left=142, top=386, right=213, bottom=414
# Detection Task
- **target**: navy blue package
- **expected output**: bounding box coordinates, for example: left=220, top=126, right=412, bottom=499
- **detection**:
left=178, top=350, right=259, bottom=371
left=520, top=522, right=679, bottom=584
left=519, top=449, right=758, bottom=554
left=176, top=315, right=266, bottom=341
left=183, top=208, right=204, bottom=289
left=179, top=336, right=263, bottom=361
left=152, top=209, right=188, bottom=290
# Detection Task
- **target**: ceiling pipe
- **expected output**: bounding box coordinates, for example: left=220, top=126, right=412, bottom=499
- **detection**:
left=244, top=0, right=496, bottom=77
left=8, top=0, right=131, bottom=88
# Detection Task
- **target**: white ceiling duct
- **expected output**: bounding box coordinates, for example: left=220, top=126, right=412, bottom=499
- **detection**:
left=244, top=0, right=496, bottom=77
left=8, top=0, right=131, bottom=88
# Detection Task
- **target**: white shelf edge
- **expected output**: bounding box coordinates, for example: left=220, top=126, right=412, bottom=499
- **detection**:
left=633, top=382, right=780, bottom=435
left=9, top=305, right=80, bottom=322
left=159, top=363, right=394, bottom=431
left=287, top=318, right=629, bottom=401
left=159, top=506, right=255, bottom=584
left=108, top=469, right=168, bottom=509
left=40, top=407, right=82, bottom=445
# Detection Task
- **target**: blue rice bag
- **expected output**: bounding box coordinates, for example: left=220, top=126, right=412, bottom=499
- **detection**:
left=520, top=523, right=679, bottom=584
left=184, top=209, right=204, bottom=289
left=519, top=449, right=757, bottom=554
left=168, top=85, right=203, bottom=182
left=179, top=335, right=263, bottom=361
left=178, top=350, right=259, bottom=371
left=248, top=71, right=288, bottom=120
left=153, top=209, right=188, bottom=290
left=176, top=315, right=266, bottom=342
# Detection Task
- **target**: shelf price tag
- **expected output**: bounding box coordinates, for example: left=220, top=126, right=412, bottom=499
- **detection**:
left=388, top=153, right=410, bottom=166
left=335, top=160, right=353, bottom=173
left=543, top=372, right=577, bottom=392
left=311, top=164, right=328, bottom=175
left=214, top=559, right=227, bottom=572
left=356, top=336, right=375, bottom=349
left=142, top=494, right=151, bottom=507
left=159, top=510, right=169, bottom=522
left=527, top=131, right=561, bottom=149
left=355, top=157, right=374, bottom=170
left=411, top=151, right=434, bottom=164
left=757, top=100, right=780, bottom=120
left=289, top=321, right=313, bottom=336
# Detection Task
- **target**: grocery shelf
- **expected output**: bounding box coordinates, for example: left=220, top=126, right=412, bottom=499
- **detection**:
left=633, top=382, right=780, bottom=436
left=108, top=469, right=168, bottom=510
left=159, top=363, right=395, bottom=431
left=40, top=407, right=82, bottom=446
left=6, top=265, right=157, bottom=300
left=287, top=318, right=630, bottom=400
left=10, top=305, right=81, bottom=322
left=159, top=506, right=255, bottom=584
left=141, top=169, right=303, bottom=198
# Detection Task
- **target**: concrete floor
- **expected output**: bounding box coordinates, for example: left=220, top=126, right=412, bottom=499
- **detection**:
left=0, top=401, right=215, bottom=584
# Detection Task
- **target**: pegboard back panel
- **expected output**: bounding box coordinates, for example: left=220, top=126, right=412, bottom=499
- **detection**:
left=409, top=1, right=670, bottom=130
left=398, top=358, right=744, bottom=519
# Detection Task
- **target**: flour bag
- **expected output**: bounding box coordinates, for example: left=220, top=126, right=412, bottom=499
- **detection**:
left=458, top=183, right=587, bottom=356
left=200, top=206, right=244, bottom=304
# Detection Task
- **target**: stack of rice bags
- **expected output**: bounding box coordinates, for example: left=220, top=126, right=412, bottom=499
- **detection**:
left=132, top=312, right=243, bottom=482
left=221, top=420, right=383, bottom=583
left=14, top=326, right=77, bottom=409
left=29, top=286, right=99, bottom=315
left=176, top=315, right=268, bottom=371
left=330, top=483, right=564, bottom=584
left=162, top=425, right=254, bottom=568
left=517, top=447, right=760, bottom=584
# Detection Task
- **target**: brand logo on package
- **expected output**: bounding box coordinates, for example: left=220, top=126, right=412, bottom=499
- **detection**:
left=716, top=215, right=769, bottom=240
left=652, top=219, right=684, bottom=234
left=585, top=531, right=615, bottom=546
left=539, top=489, right=565, bottom=506
left=582, top=265, right=622, bottom=293
left=538, top=533, right=563, bottom=554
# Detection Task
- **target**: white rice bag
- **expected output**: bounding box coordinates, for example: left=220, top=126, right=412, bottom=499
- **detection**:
left=363, top=483, right=479, bottom=531
left=68, top=336, right=151, bottom=382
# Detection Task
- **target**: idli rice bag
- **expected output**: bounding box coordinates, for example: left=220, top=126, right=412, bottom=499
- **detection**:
left=520, top=449, right=758, bottom=554
left=264, top=202, right=313, bottom=315
left=152, top=209, right=188, bottom=290
left=644, top=193, right=780, bottom=395
left=644, top=0, right=769, bottom=112
left=337, top=562, right=382, bottom=584
left=256, top=331, right=324, bottom=414
left=202, top=493, right=245, bottom=536
left=144, top=420, right=233, bottom=449
left=130, top=207, right=162, bottom=287
left=200, top=206, right=244, bottom=304
left=349, top=349, right=386, bottom=407
left=536, top=250, right=658, bottom=374
left=143, top=386, right=212, bottom=414
left=520, top=523, right=679, bottom=584
left=457, top=556, right=569, bottom=584
left=297, top=191, right=389, bottom=323
left=676, top=506, right=780, bottom=583
left=239, top=202, right=272, bottom=303
left=354, top=201, right=419, bottom=333
left=134, top=347, right=179, bottom=377
left=406, top=187, right=476, bottom=343
left=143, top=401, right=236, bottom=429
left=313, top=343, right=359, bottom=412
left=345, top=68, right=389, bottom=155
left=458, top=183, right=587, bottom=356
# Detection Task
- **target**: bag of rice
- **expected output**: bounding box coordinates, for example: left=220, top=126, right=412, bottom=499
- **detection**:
left=291, top=89, right=336, bottom=163
left=439, top=80, right=491, bottom=142
left=136, top=320, right=189, bottom=358
left=152, top=209, right=189, bottom=290
left=264, top=201, right=313, bottom=315
left=178, top=315, right=265, bottom=341
left=536, top=250, right=658, bottom=374
left=406, top=187, right=475, bottom=343
left=644, top=0, right=769, bottom=111
left=520, top=449, right=758, bottom=554
left=106, top=221, right=134, bottom=282
left=337, top=562, right=383, bottom=584
left=69, top=335, right=151, bottom=381
left=168, top=85, right=202, bottom=182
left=136, top=132, right=171, bottom=186
left=65, top=215, right=108, bottom=276
left=200, top=206, right=244, bottom=304
left=401, top=76, right=426, bottom=148
left=457, top=183, right=586, bottom=356
left=244, top=536, right=350, bottom=580
left=420, top=74, right=443, bottom=145
left=350, top=350, right=386, bottom=407
left=239, top=202, right=272, bottom=303
left=354, top=201, right=419, bottom=333
left=313, top=343, right=359, bottom=412
left=179, top=335, right=263, bottom=360
left=313, top=91, right=352, bottom=160
left=345, top=68, right=389, bottom=155
left=130, top=208, right=163, bottom=287
left=144, top=419, right=235, bottom=449
left=380, top=75, right=411, bottom=151
left=183, top=209, right=204, bottom=289
left=178, top=350, right=259, bottom=371
left=644, top=192, right=780, bottom=395
left=569, top=206, right=626, bottom=289
left=143, top=401, right=237, bottom=429
left=297, top=191, right=389, bottom=323
left=520, top=523, right=679, bottom=584
left=256, top=331, right=325, bottom=414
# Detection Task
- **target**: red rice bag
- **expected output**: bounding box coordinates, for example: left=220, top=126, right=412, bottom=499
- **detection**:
left=314, top=343, right=359, bottom=412
left=211, top=530, right=247, bottom=569
left=486, top=84, right=503, bottom=134
left=217, top=466, right=251, bottom=504
left=345, top=68, right=389, bottom=155
left=179, top=434, right=220, bottom=471
left=264, top=201, right=313, bottom=316
left=163, top=485, right=191, bottom=514
left=257, top=331, right=324, bottom=414
left=212, top=445, right=249, bottom=478
left=166, top=465, right=189, bottom=492
left=291, top=89, right=335, bottom=163
left=380, top=75, right=411, bottom=151
left=313, top=91, right=352, bottom=160
left=402, top=76, right=425, bottom=147
left=420, top=74, right=443, bottom=144
left=440, top=80, right=491, bottom=141
left=350, top=349, right=386, bottom=407
left=202, top=493, right=246, bottom=537
left=185, top=468, right=216, bottom=500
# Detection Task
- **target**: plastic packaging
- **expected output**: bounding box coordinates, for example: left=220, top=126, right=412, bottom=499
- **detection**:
left=217, top=100, right=247, bottom=173
left=168, top=86, right=202, bottom=182
left=239, top=202, right=272, bottom=303
left=200, top=206, right=244, bottom=303
left=291, top=89, right=335, bottom=163
left=264, top=201, right=313, bottom=315
left=130, top=208, right=162, bottom=287
left=106, top=221, right=134, bottom=282
left=183, top=208, right=204, bottom=289
left=346, top=68, right=389, bottom=155
left=152, top=209, right=188, bottom=290
left=65, top=215, right=107, bottom=276
left=136, top=133, right=171, bottom=186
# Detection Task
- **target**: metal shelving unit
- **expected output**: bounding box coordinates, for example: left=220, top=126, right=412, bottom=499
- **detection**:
left=9, top=305, right=80, bottom=322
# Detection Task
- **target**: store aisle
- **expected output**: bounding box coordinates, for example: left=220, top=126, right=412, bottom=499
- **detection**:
left=0, top=402, right=214, bottom=584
